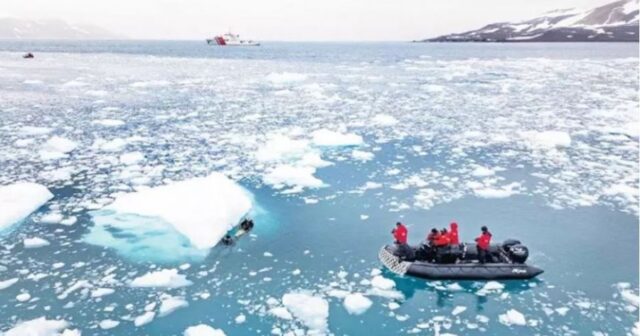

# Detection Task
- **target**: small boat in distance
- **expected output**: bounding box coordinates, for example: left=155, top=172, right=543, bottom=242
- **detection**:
left=206, top=32, right=260, bottom=46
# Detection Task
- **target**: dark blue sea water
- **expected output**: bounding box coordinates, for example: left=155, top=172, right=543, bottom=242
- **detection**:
left=0, top=41, right=637, bottom=335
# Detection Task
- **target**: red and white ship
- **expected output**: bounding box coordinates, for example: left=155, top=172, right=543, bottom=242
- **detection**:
left=206, top=32, right=260, bottom=46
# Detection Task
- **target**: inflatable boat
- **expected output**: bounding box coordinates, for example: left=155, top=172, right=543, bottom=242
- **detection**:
left=379, top=239, right=543, bottom=280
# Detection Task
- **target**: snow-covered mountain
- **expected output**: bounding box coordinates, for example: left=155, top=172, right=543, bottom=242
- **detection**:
left=424, top=0, right=639, bottom=42
left=0, top=18, right=122, bottom=39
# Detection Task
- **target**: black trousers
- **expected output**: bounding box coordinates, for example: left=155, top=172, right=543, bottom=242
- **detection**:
left=478, top=248, right=489, bottom=264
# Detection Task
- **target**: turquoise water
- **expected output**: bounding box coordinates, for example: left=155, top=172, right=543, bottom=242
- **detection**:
left=0, top=41, right=638, bottom=335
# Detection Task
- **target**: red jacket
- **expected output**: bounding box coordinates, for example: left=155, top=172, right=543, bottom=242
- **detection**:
left=449, top=223, right=459, bottom=245
left=434, top=233, right=450, bottom=247
left=475, top=232, right=492, bottom=250
left=393, top=224, right=408, bottom=244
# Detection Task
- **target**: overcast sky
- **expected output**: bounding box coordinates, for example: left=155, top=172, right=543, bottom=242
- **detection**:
left=2, top=0, right=616, bottom=41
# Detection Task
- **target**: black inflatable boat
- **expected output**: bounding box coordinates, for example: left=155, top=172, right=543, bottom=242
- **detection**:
left=379, top=239, right=543, bottom=280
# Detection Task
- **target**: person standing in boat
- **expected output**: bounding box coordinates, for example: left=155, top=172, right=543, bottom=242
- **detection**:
left=392, top=222, right=408, bottom=244
left=475, top=226, right=492, bottom=263
left=449, top=222, right=460, bottom=245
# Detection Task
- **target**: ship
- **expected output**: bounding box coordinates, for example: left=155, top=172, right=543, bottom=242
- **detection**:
left=206, top=32, right=260, bottom=46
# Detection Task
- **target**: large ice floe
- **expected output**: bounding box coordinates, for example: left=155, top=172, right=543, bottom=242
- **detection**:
left=85, top=173, right=252, bottom=261
left=0, top=182, right=53, bottom=231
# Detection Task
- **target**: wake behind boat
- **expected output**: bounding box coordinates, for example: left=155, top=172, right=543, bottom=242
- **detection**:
left=206, top=32, right=260, bottom=46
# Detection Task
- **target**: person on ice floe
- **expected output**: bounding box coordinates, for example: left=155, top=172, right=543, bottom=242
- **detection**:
left=448, top=222, right=460, bottom=245
left=475, top=226, right=492, bottom=263
left=392, top=222, right=408, bottom=244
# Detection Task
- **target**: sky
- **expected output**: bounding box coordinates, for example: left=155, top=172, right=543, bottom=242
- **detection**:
left=2, top=0, right=618, bottom=41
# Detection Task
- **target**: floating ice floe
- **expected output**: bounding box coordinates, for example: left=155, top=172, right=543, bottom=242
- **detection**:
left=352, top=150, right=374, bottom=162
left=0, top=182, right=53, bottom=231
left=130, top=269, right=192, bottom=288
left=498, top=309, right=527, bottom=326
left=282, top=292, right=329, bottom=334
left=371, top=114, right=399, bottom=126
left=0, top=278, right=19, bottom=290
left=520, top=130, right=571, bottom=149
left=39, top=136, right=78, bottom=161
left=159, top=295, right=189, bottom=317
left=343, top=293, right=373, bottom=315
left=86, top=173, right=252, bottom=261
left=134, top=311, right=155, bottom=327
left=184, top=324, right=226, bottom=336
left=99, top=319, right=120, bottom=330
left=3, top=317, right=71, bottom=336
left=265, top=72, right=308, bottom=84
left=93, top=119, right=125, bottom=127
left=23, top=237, right=50, bottom=249
left=311, top=129, right=363, bottom=147
left=263, top=165, right=324, bottom=192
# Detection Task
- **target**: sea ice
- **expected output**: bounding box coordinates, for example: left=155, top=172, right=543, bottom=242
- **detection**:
left=134, top=311, right=155, bottom=327
left=130, top=269, right=192, bottom=288
left=3, top=317, right=69, bottom=336
left=99, top=319, right=120, bottom=329
left=39, top=136, right=78, bottom=160
left=184, top=324, right=226, bottom=336
left=0, top=278, right=19, bottom=290
left=0, top=183, right=53, bottom=231
left=88, top=173, right=252, bottom=258
left=343, top=293, right=373, bottom=315
left=93, top=119, right=125, bottom=127
left=498, top=309, right=527, bottom=326
left=282, top=292, right=329, bottom=334
left=159, top=295, right=189, bottom=317
left=310, top=129, right=363, bottom=147
left=23, top=237, right=50, bottom=248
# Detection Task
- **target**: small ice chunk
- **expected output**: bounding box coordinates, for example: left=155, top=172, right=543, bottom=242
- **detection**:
left=130, top=269, right=192, bottom=288
left=452, top=306, right=467, bottom=315
left=99, top=319, right=120, bottom=329
left=40, top=212, right=64, bottom=224
left=119, top=152, right=145, bottom=165
left=16, top=292, right=31, bottom=302
left=93, top=119, right=125, bottom=127
left=234, top=314, right=246, bottom=324
left=372, top=114, right=398, bottom=126
left=0, top=183, right=53, bottom=231
left=91, top=288, right=115, bottom=298
left=311, top=129, right=363, bottom=147
left=282, top=292, right=329, bottom=333
left=159, top=296, right=189, bottom=317
left=263, top=165, right=324, bottom=190
left=134, top=311, right=155, bottom=327
left=0, top=278, right=19, bottom=290
left=24, top=237, right=50, bottom=249
left=498, top=309, right=526, bottom=326
left=40, top=136, right=78, bottom=160
left=343, top=293, right=373, bottom=315
left=184, top=324, right=226, bottom=336
left=269, top=307, right=293, bottom=320
left=352, top=150, right=374, bottom=162
left=371, top=275, right=395, bottom=290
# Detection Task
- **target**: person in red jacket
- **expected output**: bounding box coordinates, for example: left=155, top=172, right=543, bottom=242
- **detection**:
left=449, top=222, right=460, bottom=245
left=434, top=228, right=450, bottom=247
left=392, top=222, right=408, bottom=244
left=475, top=226, right=492, bottom=263
left=426, top=228, right=439, bottom=245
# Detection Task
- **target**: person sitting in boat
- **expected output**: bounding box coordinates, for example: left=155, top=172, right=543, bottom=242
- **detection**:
left=426, top=228, right=439, bottom=246
left=23, top=52, right=34, bottom=59
left=449, top=222, right=460, bottom=245
left=391, top=222, right=408, bottom=245
left=240, top=218, right=254, bottom=231
left=475, top=226, right=492, bottom=263
left=435, top=228, right=450, bottom=247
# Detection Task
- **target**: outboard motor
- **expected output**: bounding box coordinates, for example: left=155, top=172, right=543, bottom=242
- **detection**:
left=507, top=244, right=529, bottom=263
left=390, top=244, right=416, bottom=261
left=502, top=239, right=521, bottom=250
